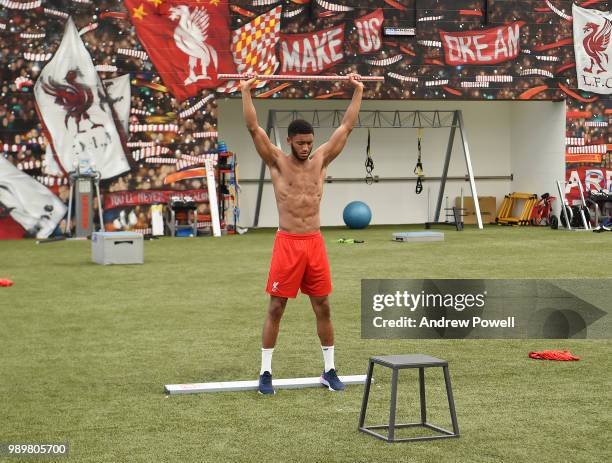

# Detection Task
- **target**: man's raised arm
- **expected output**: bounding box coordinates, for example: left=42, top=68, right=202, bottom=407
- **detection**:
left=321, top=74, right=364, bottom=166
left=241, top=77, right=278, bottom=167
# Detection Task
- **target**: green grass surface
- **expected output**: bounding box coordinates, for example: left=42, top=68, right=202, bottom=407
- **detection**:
left=0, top=225, right=610, bottom=462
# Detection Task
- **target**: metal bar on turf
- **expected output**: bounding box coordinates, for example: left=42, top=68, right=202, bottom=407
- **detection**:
left=164, top=374, right=368, bottom=395
left=218, top=74, right=385, bottom=82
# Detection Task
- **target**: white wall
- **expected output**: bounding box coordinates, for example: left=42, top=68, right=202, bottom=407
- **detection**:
left=217, top=98, right=564, bottom=228
left=510, top=102, right=566, bottom=216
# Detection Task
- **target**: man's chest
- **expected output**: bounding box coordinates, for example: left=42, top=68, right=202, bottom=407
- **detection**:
left=272, top=158, right=326, bottom=191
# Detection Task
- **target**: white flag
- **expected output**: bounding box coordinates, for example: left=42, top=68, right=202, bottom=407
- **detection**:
left=103, top=74, right=131, bottom=134
left=572, top=5, right=612, bottom=95
left=34, top=18, right=130, bottom=179
left=43, top=143, right=63, bottom=177
left=0, top=157, right=67, bottom=239
left=44, top=73, right=131, bottom=177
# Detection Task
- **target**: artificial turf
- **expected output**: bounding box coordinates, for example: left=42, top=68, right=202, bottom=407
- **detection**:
left=0, top=225, right=610, bottom=462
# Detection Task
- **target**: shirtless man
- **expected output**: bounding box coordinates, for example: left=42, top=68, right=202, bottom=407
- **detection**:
left=240, top=74, right=364, bottom=395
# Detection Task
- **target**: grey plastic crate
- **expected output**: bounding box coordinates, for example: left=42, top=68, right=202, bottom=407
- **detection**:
left=92, top=232, right=144, bottom=265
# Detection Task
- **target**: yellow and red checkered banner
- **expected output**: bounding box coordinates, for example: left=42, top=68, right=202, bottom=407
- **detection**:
left=217, top=6, right=282, bottom=93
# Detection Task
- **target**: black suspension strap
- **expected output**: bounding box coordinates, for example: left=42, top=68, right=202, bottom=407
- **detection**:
left=414, top=128, right=424, bottom=194
left=365, top=128, right=374, bottom=185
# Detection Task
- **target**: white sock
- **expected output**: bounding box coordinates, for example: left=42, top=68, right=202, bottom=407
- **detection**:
left=321, top=345, right=335, bottom=372
left=260, top=348, right=274, bottom=375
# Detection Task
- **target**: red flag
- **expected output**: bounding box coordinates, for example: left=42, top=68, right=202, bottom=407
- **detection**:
left=280, top=24, right=345, bottom=75
left=440, top=21, right=525, bottom=65
left=124, top=0, right=236, bottom=101
left=565, top=167, right=612, bottom=201
left=355, top=8, right=384, bottom=54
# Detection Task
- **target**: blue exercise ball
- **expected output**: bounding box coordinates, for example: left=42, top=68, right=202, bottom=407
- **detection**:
left=343, top=201, right=372, bottom=229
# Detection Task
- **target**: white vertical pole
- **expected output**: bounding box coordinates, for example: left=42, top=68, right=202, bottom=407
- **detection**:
left=205, top=159, right=222, bottom=237
left=457, top=111, right=483, bottom=229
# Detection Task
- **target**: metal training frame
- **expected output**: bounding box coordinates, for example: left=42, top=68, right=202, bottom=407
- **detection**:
left=253, top=109, right=483, bottom=229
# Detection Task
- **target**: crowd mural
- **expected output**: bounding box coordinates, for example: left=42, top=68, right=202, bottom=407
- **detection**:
left=0, top=0, right=610, bottom=238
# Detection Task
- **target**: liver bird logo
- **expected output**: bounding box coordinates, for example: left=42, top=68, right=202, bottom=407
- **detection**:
left=41, top=69, right=103, bottom=133
left=169, top=5, right=218, bottom=85
left=582, top=18, right=611, bottom=74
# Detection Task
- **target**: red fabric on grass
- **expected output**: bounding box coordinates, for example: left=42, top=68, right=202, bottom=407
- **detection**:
left=0, top=279, right=14, bottom=287
left=528, top=350, right=580, bottom=361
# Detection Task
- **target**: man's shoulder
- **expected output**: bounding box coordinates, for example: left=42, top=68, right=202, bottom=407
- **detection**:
left=310, top=146, right=330, bottom=167
left=273, top=151, right=288, bottom=164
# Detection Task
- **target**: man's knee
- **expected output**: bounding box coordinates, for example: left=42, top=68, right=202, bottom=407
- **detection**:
left=311, top=296, right=331, bottom=319
left=268, top=297, right=287, bottom=321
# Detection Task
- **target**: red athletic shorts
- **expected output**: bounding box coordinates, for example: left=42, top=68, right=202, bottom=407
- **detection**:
left=266, top=230, right=332, bottom=298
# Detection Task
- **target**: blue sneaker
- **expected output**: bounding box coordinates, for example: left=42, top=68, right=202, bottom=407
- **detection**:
left=258, top=371, right=275, bottom=395
left=320, top=369, right=345, bottom=391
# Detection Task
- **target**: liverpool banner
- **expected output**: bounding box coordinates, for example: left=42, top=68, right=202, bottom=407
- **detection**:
left=43, top=74, right=131, bottom=177
left=440, top=21, right=524, bottom=65
left=125, top=0, right=236, bottom=100
left=280, top=24, right=345, bottom=74
left=572, top=4, right=612, bottom=95
left=355, top=9, right=384, bottom=54
left=34, top=18, right=130, bottom=180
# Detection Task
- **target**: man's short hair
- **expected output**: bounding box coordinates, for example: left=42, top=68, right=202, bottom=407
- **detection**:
left=288, top=119, right=314, bottom=137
